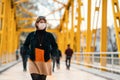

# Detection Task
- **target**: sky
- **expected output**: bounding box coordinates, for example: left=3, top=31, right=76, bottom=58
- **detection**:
left=34, top=0, right=116, bottom=30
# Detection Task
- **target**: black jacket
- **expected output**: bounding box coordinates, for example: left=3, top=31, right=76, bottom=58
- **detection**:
left=65, top=48, right=73, bottom=57
left=23, top=30, right=58, bottom=62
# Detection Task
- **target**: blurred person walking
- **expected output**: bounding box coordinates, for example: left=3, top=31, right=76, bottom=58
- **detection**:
left=52, top=49, right=62, bottom=72
left=20, top=46, right=29, bottom=71
left=56, top=49, right=62, bottom=69
left=16, top=49, right=19, bottom=60
left=65, top=44, right=73, bottom=70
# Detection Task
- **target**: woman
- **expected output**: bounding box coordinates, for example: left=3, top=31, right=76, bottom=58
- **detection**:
left=23, top=16, right=58, bottom=80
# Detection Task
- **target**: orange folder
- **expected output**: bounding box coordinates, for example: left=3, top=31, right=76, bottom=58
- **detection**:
left=35, top=48, right=44, bottom=62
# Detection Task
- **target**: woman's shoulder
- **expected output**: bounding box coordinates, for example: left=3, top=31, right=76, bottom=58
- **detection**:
left=29, top=31, right=35, bottom=35
left=46, top=32, right=53, bottom=36
left=25, top=31, right=35, bottom=39
left=28, top=31, right=35, bottom=36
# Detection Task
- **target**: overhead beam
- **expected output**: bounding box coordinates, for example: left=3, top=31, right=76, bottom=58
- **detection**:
left=14, top=0, right=28, bottom=4
left=59, top=0, right=71, bottom=31
left=17, top=17, right=60, bottom=21
left=17, top=17, right=36, bottom=21
left=19, top=21, right=33, bottom=27
left=16, top=5, right=36, bottom=17
left=18, top=27, right=35, bottom=32
left=18, top=27, right=58, bottom=33
left=45, top=6, right=64, bottom=16
left=53, top=0, right=66, bottom=7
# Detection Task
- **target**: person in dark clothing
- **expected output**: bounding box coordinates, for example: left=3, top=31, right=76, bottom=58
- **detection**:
left=52, top=49, right=62, bottom=72
left=51, top=54, right=56, bottom=72
left=23, top=16, right=58, bottom=80
left=20, top=46, right=28, bottom=71
left=65, top=44, right=73, bottom=70
left=16, top=49, right=19, bottom=60
left=56, top=49, right=62, bottom=69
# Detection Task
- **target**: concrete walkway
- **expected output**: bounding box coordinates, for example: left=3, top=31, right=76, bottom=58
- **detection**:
left=1, top=61, right=118, bottom=80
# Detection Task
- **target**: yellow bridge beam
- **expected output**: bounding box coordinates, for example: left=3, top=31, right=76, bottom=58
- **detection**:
left=14, top=0, right=28, bottom=4
left=0, top=0, right=18, bottom=64
left=111, top=0, right=120, bottom=58
left=85, top=0, right=92, bottom=66
left=100, top=0, right=107, bottom=70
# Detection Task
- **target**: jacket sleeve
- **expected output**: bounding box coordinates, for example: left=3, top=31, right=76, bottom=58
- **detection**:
left=20, top=46, right=23, bottom=55
left=49, top=33, right=58, bottom=56
left=23, top=32, right=33, bottom=55
left=65, top=49, right=67, bottom=55
left=59, top=50, right=62, bottom=57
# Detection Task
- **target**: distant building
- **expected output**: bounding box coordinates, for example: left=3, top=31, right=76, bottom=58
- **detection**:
left=80, top=26, right=117, bottom=52
left=95, top=27, right=117, bottom=52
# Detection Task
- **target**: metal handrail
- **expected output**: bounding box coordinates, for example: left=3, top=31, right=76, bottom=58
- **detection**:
left=72, top=52, right=120, bottom=73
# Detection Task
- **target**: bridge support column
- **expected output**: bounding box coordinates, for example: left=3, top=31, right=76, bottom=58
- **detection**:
left=100, top=0, right=107, bottom=71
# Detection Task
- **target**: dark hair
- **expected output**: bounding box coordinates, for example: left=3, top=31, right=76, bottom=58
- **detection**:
left=35, top=16, right=47, bottom=29
left=67, top=44, right=70, bottom=47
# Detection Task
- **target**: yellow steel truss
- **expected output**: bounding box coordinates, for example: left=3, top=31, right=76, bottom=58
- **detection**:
left=111, top=0, right=120, bottom=57
left=0, top=0, right=18, bottom=64
left=100, top=0, right=107, bottom=70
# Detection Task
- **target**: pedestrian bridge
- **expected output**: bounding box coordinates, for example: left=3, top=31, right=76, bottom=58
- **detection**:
left=2, top=61, right=113, bottom=80
left=0, top=52, right=120, bottom=80
left=0, top=0, right=120, bottom=80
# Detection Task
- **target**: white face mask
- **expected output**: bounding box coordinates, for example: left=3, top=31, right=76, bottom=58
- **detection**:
left=38, top=23, right=47, bottom=30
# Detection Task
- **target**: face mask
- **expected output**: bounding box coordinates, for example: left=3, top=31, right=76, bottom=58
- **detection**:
left=38, top=23, right=46, bottom=30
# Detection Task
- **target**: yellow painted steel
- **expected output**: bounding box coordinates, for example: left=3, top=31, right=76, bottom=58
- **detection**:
left=65, top=9, right=69, bottom=49
left=19, top=20, right=33, bottom=28
left=70, top=0, right=74, bottom=50
left=0, top=0, right=18, bottom=64
left=74, top=0, right=82, bottom=64
left=7, top=0, right=12, bottom=62
left=53, top=0, right=66, bottom=7
left=56, top=0, right=71, bottom=53
left=57, top=16, right=65, bottom=53
left=0, top=0, right=7, bottom=64
left=0, top=1, right=2, bottom=64
left=111, top=0, right=120, bottom=58
left=92, top=0, right=101, bottom=51
left=59, top=18, right=66, bottom=53
left=85, top=0, right=92, bottom=66
left=86, top=0, right=92, bottom=52
left=76, top=0, right=81, bottom=52
left=100, top=0, right=107, bottom=70
left=17, top=17, right=36, bottom=21
left=14, top=0, right=28, bottom=4
left=16, top=5, right=36, bottom=17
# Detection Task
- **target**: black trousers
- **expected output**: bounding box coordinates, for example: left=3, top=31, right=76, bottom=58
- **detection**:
left=56, top=58, right=60, bottom=69
left=66, top=56, right=71, bottom=69
left=21, top=55, right=28, bottom=71
left=31, top=73, right=46, bottom=80
left=52, top=57, right=60, bottom=72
